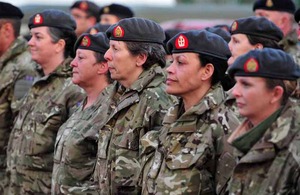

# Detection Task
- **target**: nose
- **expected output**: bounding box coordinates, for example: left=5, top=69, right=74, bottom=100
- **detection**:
left=104, top=48, right=112, bottom=61
left=228, top=39, right=233, bottom=52
left=70, top=58, right=77, bottom=68
left=231, top=82, right=241, bottom=98
left=166, top=60, right=175, bottom=75
left=28, top=36, right=34, bottom=47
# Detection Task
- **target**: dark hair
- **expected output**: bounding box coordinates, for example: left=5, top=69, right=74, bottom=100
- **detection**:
left=47, top=27, right=77, bottom=58
left=265, top=78, right=298, bottom=105
left=94, top=52, right=113, bottom=84
left=0, top=18, right=21, bottom=37
left=125, top=41, right=166, bottom=69
left=247, top=35, right=283, bottom=50
left=198, top=54, right=228, bottom=86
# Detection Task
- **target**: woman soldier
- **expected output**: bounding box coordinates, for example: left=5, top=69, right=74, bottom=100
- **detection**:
left=227, top=48, right=300, bottom=194
left=140, top=30, right=240, bottom=194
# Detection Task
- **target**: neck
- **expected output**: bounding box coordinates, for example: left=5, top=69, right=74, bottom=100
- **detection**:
left=119, top=68, right=143, bottom=88
left=0, top=37, right=15, bottom=57
left=83, top=79, right=109, bottom=109
left=42, top=55, right=65, bottom=75
left=182, top=82, right=211, bottom=111
left=249, top=103, right=281, bottom=126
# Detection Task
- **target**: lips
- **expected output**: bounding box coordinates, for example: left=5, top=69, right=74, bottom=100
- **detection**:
left=166, top=78, right=176, bottom=85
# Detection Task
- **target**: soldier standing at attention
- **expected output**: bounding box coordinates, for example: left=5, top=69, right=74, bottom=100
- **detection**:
left=51, top=32, right=113, bottom=194
left=140, top=30, right=240, bottom=195
left=253, top=0, right=300, bottom=64
left=226, top=48, right=300, bottom=194
left=70, top=0, right=100, bottom=37
left=0, top=2, right=39, bottom=194
left=92, top=17, right=175, bottom=194
left=6, top=9, right=84, bottom=194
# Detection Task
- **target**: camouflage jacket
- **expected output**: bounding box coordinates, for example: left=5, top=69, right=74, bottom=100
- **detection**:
left=279, top=29, right=300, bottom=65
left=6, top=58, right=84, bottom=195
left=93, top=64, right=175, bottom=195
left=227, top=100, right=300, bottom=195
left=52, top=84, right=114, bottom=195
left=140, top=83, right=240, bottom=195
left=0, top=37, right=39, bottom=170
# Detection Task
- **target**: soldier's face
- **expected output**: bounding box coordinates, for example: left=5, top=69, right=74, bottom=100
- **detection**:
left=105, top=40, right=143, bottom=87
left=28, top=27, right=60, bottom=67
left=228, top=34, right=256, bottom=66
left=254, top=9, right=283, bottom=30
left=166, top=52, right=208, bottom=98
left=232, top=76, right=280, bottom=125
left=71, top=8, right=91, bottom=36
left=71, top=49, right=104, bottom=88
left=100, top=14, right=119, bottom=25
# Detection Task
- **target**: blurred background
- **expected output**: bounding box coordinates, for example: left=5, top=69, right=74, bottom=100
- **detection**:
left=1, top=0, right=299, bottom=35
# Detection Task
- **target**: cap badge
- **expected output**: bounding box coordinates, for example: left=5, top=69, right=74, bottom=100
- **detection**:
left=113, top=26, right=124, bottom=38
left=231, top=21, right=238, bottom=32
left=175, top=34, right=188, bottom=49
left=33, top=14, right=43, bottom=25
left=104, top=7, right=110, bottom=14
left=244, top=58, right=259, bottom=72
left=79, top=2, right=88, bottom=11
left=266, top=0, right=273, bottom=7
left=81, top=36, right=91, bottom=47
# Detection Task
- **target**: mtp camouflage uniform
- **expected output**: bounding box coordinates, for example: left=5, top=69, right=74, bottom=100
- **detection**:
left=0, top=37, right=39, bottom=194
left=52, top=85, right=114, bottom=195
left=140, top=83, right=240, bottom=195
left=227, top=100, right=300, bottom=194
left=93, top=64, right=176, bottom=194
left=6, top=58, right=84, bottom=195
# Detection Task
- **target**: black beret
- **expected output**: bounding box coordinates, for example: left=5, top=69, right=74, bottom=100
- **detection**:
left=167, top=30, right=231, bottom=60
left=294, top=8, right=300, bottom=23
left=70, top=0, right=100, bottom=21
left=28, top=9, right=76, bottom=31
left=74, top=32, right=109, bottom=54
left=99, top=3, right=134, bottom=19
left=87, top=23, right=111, bottom=34
left=205, top=26, right=231, bottom=43
left=228, top=48, right=300, bottom=80
left=230, top=16, right=283, bottom=42
left=253, top=0, right=296, bottom=14
left=0, top=2, right=23, bottom=19
left=106, top=17, right=165, bottom=44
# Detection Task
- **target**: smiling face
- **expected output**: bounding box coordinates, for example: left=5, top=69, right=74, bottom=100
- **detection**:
left=228, top=34, right=256, bottom=66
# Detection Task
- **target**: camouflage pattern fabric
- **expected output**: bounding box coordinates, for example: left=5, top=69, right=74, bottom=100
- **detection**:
left=227, top=99, right=300, bottom=194
left=224, top=88, right=244, bottom=121
left=279, top=29, right=300, bottom=66
left=51, top=84, right=114, bottom=195
left=0, top=37, right=39, bottom=194
left=6, top=58, right=84, bottom=195
left=140, top=83, right=240, bottom=195
left=93, top=64, right=176, bottom=194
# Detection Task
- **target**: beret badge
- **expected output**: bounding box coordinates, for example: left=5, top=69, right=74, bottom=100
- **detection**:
left=81, top=36, right=91, bottom=47
left=266, top=0, right=274, bottom=7
left=104, top=7, right=109, bottom=14
left=33, top=14, right=43, bottom=25
left=113, top=26, right=124, bottom=38
left=231, top=21, right=238, bottom=32
left=244, top=58, right=259, bottom=72
left=79, top=2, right=88, bottom=11
left=175, top=34, right=189, bottom=49
left=90, top=28, right=98, bottom=35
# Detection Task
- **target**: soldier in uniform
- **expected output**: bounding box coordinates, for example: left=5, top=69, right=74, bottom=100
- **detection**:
left=70, top=0, right=100, bottom=37
left=92, top=17, right=175, bottom=194
left=225, top=16, right=284, bottom=116
left=253, top=0, right=300, bottom=64
left=0, top=2, right=39, bottom=194
left=226, top=48, right=300, bottom=194
left=140, top=30, right=240, bottom=194
left=6, top=9, right=84, bottom=194
left=51, top=32, right=113, bottom=194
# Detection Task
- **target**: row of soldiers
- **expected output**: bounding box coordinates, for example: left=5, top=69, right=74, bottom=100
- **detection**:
left=0, top=0, right=300, bottom=194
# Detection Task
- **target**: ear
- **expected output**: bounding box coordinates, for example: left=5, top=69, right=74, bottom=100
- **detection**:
left=97, top=61, right=109, bottom=74
left=136, top=53, right=147, bottom=67
left=270, top=86, right=284, bottom=104
left=254, top=43, right=263, bottom=49
left=201, top=63, right=214, bottom=81
left=55, top=39, right=66, bottom=53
